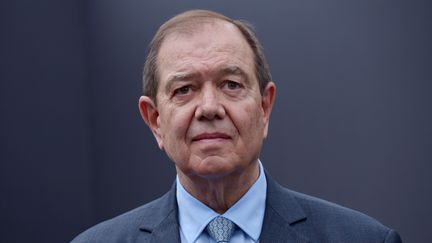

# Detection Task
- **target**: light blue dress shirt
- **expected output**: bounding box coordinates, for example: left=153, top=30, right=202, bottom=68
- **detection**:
left=176, top=161, right=267, bottom=243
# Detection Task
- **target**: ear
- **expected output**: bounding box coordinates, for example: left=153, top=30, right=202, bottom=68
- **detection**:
left=261, top=82, right=276, bottom=138
left=138, top=96, right=164, bottom=150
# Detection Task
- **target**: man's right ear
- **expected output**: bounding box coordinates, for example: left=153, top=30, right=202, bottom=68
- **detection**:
left=138, top=96, right=164, bottom=150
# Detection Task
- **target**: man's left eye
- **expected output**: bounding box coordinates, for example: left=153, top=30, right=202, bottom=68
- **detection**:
left=223, top=80, right=241, bottom=90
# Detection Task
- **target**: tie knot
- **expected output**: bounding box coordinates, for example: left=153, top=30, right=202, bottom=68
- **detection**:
left=206, top=216, right=236, bottom=242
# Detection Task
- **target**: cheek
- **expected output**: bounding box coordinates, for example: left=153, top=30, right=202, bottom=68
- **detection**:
left=160, top=107, right=194, bottom=143
left=241, top=103, right=264, bottom=130
left=229, top=104, right=265, bottom=149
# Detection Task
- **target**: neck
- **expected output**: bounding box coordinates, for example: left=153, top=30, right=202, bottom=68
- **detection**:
left=177, top=161, right=260, bottom=214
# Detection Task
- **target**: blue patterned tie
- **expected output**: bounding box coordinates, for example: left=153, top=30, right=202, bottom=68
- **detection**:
left=206, top=216, right=236, bottom=242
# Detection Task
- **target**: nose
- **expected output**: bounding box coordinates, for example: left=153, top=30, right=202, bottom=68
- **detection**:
left=195, top=85, right=226, bottom=121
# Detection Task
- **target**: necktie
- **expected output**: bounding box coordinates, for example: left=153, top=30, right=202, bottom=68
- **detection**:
left=206, top=216, right=236, bottom=243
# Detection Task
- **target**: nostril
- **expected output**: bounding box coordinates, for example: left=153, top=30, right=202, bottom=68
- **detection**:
left=196, top=107, right=216, bottom=120
left=195, top=101, right=226, bottom=121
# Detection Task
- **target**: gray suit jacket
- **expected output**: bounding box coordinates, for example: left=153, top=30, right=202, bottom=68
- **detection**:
left=72, top=173, right=402, bottom=242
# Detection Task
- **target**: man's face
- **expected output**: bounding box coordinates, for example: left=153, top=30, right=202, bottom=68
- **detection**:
left=140, top=20, right=275, bottom=179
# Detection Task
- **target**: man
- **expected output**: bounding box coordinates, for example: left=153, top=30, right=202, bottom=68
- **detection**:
left=73, top=10, right=402, bottom=242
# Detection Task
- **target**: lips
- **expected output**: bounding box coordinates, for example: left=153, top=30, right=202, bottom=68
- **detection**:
left=192, top=132, right=231, bottom=141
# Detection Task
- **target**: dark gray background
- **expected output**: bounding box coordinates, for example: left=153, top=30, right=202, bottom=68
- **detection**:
left=1, top=0, right=431, bottom=242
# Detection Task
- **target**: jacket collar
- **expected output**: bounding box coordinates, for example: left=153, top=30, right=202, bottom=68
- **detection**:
left=136, top=172, right=310, bottom=243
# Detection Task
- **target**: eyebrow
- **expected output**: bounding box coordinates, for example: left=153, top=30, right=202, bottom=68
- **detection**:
left=164, top=65, right=249, bottom=93
left=219, top=66, right=248, bottom=80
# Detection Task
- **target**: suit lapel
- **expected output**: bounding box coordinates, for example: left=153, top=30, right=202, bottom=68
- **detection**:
left=260, top=173, right=310, bottom=243
left=147, top=210, right=180, bottom=243
left=136, top=183, right=181, bottom=243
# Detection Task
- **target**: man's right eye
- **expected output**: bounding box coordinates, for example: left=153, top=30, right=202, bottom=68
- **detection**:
left=174, top=85, right=191, bottom=95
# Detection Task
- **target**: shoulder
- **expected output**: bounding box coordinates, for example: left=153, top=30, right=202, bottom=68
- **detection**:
left=264, top=173, right=401, bottom=242
left=71, top=190, right=174, bottom=243
left=291, top=188, right=382, bottom=226
left=282, top=187, right=401, bottom=242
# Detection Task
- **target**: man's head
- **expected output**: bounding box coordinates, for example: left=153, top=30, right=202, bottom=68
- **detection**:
left=139, top=10, right=276, bottom=181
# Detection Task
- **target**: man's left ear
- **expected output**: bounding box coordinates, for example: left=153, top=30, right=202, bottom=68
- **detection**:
left=138, top=96, right=164, bottom=150
left=261, top=81, right=276, bottom=138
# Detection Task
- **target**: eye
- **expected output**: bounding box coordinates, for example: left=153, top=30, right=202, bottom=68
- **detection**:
left=223, top=80, right=242, bottom=90
left=174, top=85, right=192, bottom=96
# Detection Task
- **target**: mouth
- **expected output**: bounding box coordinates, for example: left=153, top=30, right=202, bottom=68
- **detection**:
left=192, top=132, right=231, bottom=142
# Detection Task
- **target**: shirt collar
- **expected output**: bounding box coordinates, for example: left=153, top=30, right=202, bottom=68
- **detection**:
left=176, top=161, right=267, bottom=242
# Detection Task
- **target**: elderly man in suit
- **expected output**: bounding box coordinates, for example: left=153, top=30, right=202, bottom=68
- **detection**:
left=72, top=9, right=402, bottom=243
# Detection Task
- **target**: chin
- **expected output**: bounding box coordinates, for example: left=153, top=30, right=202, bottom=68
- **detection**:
left=193, top=156, right=237, bottom=178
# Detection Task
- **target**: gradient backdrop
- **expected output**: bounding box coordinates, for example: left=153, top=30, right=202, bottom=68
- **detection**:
left=1, top=1, right=431, bottom=242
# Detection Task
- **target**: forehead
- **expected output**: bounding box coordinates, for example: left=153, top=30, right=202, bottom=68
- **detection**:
left=157, top=20, right=255, bottom=77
